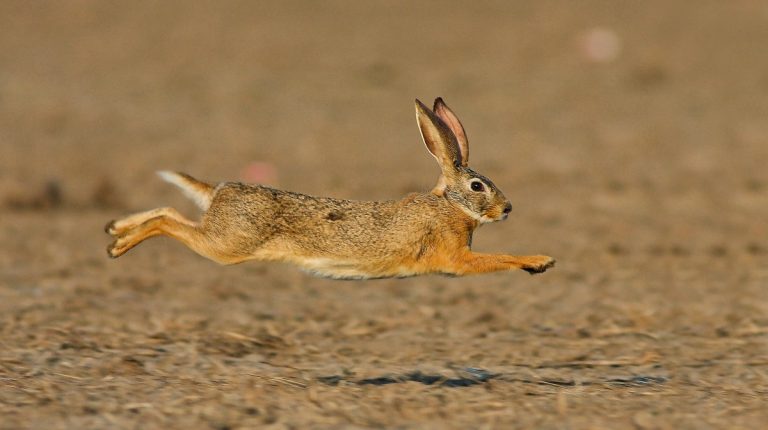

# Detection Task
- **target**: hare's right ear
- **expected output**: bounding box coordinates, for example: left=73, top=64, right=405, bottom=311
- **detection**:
left=415, top=99, right=462, bottom=176
left=433, top=97, right=468, bottom=166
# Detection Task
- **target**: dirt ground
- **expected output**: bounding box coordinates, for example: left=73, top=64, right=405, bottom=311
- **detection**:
left=1, top=1, right=767, bottom=429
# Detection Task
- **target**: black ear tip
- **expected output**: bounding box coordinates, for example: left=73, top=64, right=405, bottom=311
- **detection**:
left=433, top=97, right=445, bottom=110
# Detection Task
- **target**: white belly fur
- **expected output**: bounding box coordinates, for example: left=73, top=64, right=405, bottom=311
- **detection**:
left=296, top=257, right=418, bottom=280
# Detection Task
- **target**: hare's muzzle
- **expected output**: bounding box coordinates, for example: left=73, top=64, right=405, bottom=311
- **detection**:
left=500, top=202, right=513, bottom=220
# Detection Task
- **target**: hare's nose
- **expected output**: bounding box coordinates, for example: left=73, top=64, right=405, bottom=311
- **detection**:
left=503, top=203, right=512, bottom=214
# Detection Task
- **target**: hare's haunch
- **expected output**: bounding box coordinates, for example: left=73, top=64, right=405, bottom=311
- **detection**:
left=106, top=98, right=555, bottom=279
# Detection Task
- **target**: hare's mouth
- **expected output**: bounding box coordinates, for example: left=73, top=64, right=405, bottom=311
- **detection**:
left=479, top=214, right=503, bottom=224
left=486, top=210, right=510, bottom=223
left=457, top=204, right=506, bottom=224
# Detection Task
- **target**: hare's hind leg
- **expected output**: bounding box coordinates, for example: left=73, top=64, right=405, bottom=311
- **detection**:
left=106, top=207, right=238, bottom=264
left=450, top=251, right=555, bottom=276
left=107, top=207, right=195, bottom=257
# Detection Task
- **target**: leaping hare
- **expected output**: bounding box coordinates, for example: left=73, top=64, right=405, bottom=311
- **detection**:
left=106, top=98, right=555, bottom=279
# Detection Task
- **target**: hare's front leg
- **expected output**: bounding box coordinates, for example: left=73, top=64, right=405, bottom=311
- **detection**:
left=451, top=250, right=555, bottom=275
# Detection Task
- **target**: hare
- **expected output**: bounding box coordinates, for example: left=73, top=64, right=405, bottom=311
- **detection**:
left=106, top=98, right=555, bottom=279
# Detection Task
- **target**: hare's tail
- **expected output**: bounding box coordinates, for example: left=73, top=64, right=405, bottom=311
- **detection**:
left=157, top=171, right=215, bottom=210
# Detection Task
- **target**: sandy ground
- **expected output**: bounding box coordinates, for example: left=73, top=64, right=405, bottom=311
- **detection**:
left=1, top=1, right=767, bottom=428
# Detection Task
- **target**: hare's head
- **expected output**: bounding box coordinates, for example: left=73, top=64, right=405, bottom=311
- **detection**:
left=415, top=98, right=512, bottom=224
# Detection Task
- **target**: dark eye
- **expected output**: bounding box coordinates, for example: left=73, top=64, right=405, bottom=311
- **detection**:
left=470, top=181, right=485, bottom=192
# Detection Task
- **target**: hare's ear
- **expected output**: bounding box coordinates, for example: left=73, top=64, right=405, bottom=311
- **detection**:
left=415, top=99, right=462, bottom=175
left=433, top=97, right=468, bottom=166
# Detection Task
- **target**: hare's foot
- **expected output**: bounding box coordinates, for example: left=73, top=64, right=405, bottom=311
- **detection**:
left=105, top=220, right=118, bottom=235
left=107, top=237, right=130, bottom=258
left=106, top=207, right=193, bottom=237
left=106, top=223, right=134, bottom=257
left=106, top=217, right=137, bottom=237
left=107, top=225, right=158, bottom=258
left=521, top=256, right=556, bottom=275
left=106, top=213, right=180, bottom=258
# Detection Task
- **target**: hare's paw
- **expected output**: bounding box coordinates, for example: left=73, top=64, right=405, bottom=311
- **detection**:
left=107, top=240, right=123, bottom=258
left=522, top=256, right=555, bottom=275
left=105, top=220, right=118, bottom=235
left=107, top=241, right=119, bottom=258
left=107, top=237, right=133, bottom=258
left=105, top=219, right=134, bottom=237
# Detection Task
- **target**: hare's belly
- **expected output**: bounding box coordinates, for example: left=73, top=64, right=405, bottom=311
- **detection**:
left=296, top=257, right=419, bottom=280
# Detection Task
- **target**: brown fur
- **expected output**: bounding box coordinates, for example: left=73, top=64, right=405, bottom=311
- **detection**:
left=106, top=99, right=555, bottom=279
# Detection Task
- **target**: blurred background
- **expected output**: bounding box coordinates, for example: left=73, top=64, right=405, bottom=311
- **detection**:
left=1, top=1, right=767, bottom=428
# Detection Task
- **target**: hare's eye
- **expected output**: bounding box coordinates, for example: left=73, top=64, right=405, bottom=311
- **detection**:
left=470, top=181, right=485, bottom=192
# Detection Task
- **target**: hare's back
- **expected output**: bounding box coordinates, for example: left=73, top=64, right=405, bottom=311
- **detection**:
left=204, top=182, right=388, bottom=239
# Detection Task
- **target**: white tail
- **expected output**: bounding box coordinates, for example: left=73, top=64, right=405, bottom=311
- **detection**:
left=157, top=171, right=214, bottom=210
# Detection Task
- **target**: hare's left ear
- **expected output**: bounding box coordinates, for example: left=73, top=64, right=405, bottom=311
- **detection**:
left=415, top=99, right=462, bottom=176
left=433, top=97, right=468, bottom=166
